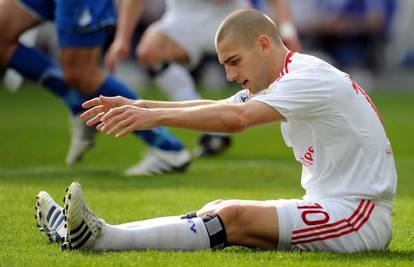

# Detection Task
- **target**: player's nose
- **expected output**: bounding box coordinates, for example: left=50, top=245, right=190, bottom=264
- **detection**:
left=225, top=67, right=238, bottom=82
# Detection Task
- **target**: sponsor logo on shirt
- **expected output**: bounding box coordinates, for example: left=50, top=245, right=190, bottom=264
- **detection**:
left=240, top=90, right=249, bottom=102
left=300, top=146, right=314, bottom=167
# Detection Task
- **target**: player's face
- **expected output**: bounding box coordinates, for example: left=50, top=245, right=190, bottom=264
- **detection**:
left=217, top=37, right=271, bottom=94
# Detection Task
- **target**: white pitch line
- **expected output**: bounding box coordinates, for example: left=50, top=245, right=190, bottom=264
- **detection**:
left=0, top=165, right=121, bottom=177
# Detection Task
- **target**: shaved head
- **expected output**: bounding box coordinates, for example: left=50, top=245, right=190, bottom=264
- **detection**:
left=215, top=9, right=282, bottom=49
left=215, top=9, right=289, bottom=93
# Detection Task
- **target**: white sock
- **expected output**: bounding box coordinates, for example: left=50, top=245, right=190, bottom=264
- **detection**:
left=155, top=63, right=201, bottom=101
left=92, top=217, right=210, bottom=251
left=117, top=216, right=180, bottom=229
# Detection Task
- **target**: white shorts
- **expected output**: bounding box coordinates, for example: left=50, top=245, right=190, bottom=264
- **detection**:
left=268, top=198, right=392, bottom=252
left=151, top=0, right=249, bottom=67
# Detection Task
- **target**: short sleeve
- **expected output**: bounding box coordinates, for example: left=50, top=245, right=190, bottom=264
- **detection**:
left=226, top=89, right=250, bottom=104
left=250, top=72, right=332, bottom=121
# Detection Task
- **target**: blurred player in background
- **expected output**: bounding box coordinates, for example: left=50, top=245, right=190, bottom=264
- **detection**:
left=0, top=0, right=191, bottom=175
left=105, top=0, right=302, bottom=157
left=36, top=9, right=396, bottom=252
left=288, top=0, right=395, bottom=90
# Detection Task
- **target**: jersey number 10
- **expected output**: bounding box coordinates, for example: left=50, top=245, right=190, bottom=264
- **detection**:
left=297, top=203, right=330, bottom=226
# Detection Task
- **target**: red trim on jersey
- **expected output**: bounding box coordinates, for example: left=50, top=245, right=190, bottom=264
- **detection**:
left=292, top=200, right=365, bottom=235
left=350, top=78, right=384, bottom=127
left=291, top=200, right=375, bottom=245
left=276, top=51, right=294, bottom=82
left=284, top=51, right=294, bottom=73
left=297, top=203, right=322, bottom=209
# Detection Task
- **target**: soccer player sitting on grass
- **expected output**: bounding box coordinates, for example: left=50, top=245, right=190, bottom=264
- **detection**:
left=35, top=9, right=397, bottom=252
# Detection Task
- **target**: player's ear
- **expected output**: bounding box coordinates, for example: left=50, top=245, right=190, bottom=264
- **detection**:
left=257, top=35, right=272, bottom=58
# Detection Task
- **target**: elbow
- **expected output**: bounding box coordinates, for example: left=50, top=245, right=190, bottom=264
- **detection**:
left=226, top=116, right=248, bottom=133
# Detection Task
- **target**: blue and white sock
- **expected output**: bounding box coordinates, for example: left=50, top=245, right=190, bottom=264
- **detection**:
left=95, top=75, right=184, bottom=151
left=7, top=44, right=86, bottom=114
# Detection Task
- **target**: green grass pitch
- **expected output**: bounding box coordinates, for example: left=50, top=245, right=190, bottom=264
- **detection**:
left=0, top=84, right=413, bottom=266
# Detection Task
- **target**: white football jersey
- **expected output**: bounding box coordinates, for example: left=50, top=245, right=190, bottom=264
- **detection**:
left=154, top=0, right=249, bottom=67
left=228, top=52, right=397, bottom=209
left=166, top=0, right=249, bottom=14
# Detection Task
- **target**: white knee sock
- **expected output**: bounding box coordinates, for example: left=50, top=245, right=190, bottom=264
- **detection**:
left=92, top=217, right=210, bottom=251
left=155, top=63, right=201, bottom=101
left=117, top=216, right=180, bottom=229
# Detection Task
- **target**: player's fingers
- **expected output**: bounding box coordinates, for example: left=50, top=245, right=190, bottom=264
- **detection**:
left=82, top=97, right=102, bottom=108
left=100, top=95, right=124, bottom=108
left=80, top=106, right=104, bottom=120
left=101, top=112, right=126, bottom=132
left=86, top=112, right=105, bottom=126
left=106, top=117, right=132, bottom=135
left=96, top=122, right=105, bottom=132
left=101, top=106, right=126, bottom=122
left=115, top=124, right=136, bottom=138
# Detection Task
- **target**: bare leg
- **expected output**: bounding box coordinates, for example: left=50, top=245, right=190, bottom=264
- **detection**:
left=60, top=47, right=106, bottom=95
left=196, top=199, right=263, bottom=217
left=217, top=203, right=279, bottom=249
left=136, top=26, right=190, bottom=66
left=64, top=182, right=280, bottom=251
left=136, top=27, right=201, bottom=100
left=0, top=0, right=40, bottom=63
left=96, top=201, right=279, bottom=250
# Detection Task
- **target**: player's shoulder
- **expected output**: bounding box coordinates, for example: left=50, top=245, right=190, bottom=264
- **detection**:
left=226, top=89, right=251, bottom=103
left=289, top=52, right=337, bottom=74
left=227, top=88, right=269, bottom=104
left=276, top=53, right=348, bottom=88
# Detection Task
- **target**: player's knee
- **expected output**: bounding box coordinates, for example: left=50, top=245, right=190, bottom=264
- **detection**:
left=136, top=46, right=162, bottom=67
left=62, top=68, right=92, bottom=94
left=217, top=204, right=245, bottom=229
left=0, top=29, right=17, bottom=46
left=0, top=19, right=12, bottom=42
left=0, top=42, right=16, bottom=63
left=62, top=69, right=80, bottom=88
left=0, top=29, right=18, bottom=62
left=217, top=204, right=248, bottom=243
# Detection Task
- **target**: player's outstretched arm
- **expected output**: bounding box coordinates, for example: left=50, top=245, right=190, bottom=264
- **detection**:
left=81, top=96, right=224, bottom=127
left=136, top=99, right=223, bottom=109
left=95, top=100, right=284, bottom=138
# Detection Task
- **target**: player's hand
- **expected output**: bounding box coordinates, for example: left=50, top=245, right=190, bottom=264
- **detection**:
left=105, top=39, right=131, bottom=72
left=134, top=99, right=150, bottom=109
left=80, top=96, right=134, bottom=127
left=97, top=105, right=157, bottom=138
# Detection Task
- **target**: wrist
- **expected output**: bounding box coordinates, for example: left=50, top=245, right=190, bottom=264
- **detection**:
left=133, top=99, right=148, bottom=108
left=151, top=108, right=166, bottom=126
left=114, top=32, right=131, bottom=45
